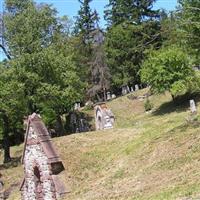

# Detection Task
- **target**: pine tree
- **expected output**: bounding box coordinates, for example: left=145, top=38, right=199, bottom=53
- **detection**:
left=74, top=0, right=97, bottom=43
left=88, top=29, right=110, bottom=101
left=179, top=0, right=200, bottom=62
left=104, top=0, right=159, bottom=26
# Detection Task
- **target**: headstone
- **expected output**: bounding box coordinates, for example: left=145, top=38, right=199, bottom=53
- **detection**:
left=107, top=92, right=111, bottom=101
left=94, top=103, right=115, bottom=130
left=74, top=103, right=81, bottom=110
left=112, top=94, right=116, bottom=99
left=122, top=86, right=128, bottom=95
left=131, top=87, right=134, bottom=92
left=20, top=113, right=69, bottom=200
left=127, top=86, right=130, bottom=93
left=190, top=99, right=197, bottom=114
left=135, top=84, right=139, bottom=91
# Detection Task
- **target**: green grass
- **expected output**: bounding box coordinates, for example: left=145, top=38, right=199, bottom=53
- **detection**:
left=2, top=89, right=200, bottom=199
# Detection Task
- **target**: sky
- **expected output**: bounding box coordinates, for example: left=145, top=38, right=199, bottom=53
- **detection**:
left=0, top=0, right=178, bottom=60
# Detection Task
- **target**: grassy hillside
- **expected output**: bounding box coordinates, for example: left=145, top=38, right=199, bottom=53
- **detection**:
left=1, top=89, right=200, bottom=200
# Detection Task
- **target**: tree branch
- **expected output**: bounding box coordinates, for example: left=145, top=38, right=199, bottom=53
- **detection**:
left=0, top=44, right=11, bottom=60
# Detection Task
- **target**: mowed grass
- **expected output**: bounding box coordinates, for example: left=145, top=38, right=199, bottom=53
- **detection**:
left=2, top=89, right=200, bottom=199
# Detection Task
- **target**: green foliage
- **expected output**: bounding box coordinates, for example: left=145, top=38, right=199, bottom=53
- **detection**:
left=3, top=0, right=84, bottom=133
left=141, top=46, right=195, bottom=97
left=104, top=0, right=158, bottom=26
left=179, top=0, right=200, bottom=62
left=74, top=0, right=98, bottom=42
left=105, top=21, right=162, bottom=89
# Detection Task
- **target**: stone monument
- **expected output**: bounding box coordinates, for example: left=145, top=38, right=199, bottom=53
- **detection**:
left=190, top=99, right=197, bottom=114
left=20, top=113, right=68, bottom=200
left=135, top=84, right=139, bottom=91
left=94, top=103, right=115, bottom=130
left=107, top=92, right=111, bottom=101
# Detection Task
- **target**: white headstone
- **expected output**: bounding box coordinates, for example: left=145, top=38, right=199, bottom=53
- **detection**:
left=135, top=84, right=139, bottom=91
left=74, top=103, right=81, bottom=110
left=107, top=92, right=111, bottom=100
left=131, top=87, right=134, bottom=92
left=127, top=86, right=130, bottom=93
left=122, top=86, right=128, bottom=95
left=190, top=99, right=197, bottom=114
left=112, top=94, right=116, bottom=99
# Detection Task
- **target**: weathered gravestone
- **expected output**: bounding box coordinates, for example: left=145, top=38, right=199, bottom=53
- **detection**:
left=112, top=94, right=116, bottom=99
left=131, top=87, right=134, bottom=92
left=107, top=92, right=111, bottom=101
left=94, top=103, right=115, bottom=130
left=20, top=113, right=69, bottom=200
left=190, top=99, right=197, bottom=114
left=122, top=86, right=128, bottom=95
left=74, top=102, right=81, bottom=111
left=135, top=84, right=139, bottom=91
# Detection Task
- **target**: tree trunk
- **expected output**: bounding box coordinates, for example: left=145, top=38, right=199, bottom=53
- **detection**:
left=55, top=115, right=65, bottom=137
left=2, top=113, right=11, bottom=163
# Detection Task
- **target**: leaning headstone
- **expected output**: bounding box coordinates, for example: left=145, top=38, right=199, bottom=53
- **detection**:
left=20, top=113, right=69, bottom=200
left=190, top=99, right=197, bottom=114
left=127, top=86, right=130, bottom=93
left=135, top=84, right=139, bottom=91
left=131, top=87, right=134, bottom=92
left=94, top=103, right=115, bottom=130
left=107, top=92, right=111, bottom=101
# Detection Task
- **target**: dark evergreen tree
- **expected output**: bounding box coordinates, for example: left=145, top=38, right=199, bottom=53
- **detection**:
left=178, top=0, right=200, bottom=62
left=74, top=0, right=97, bottom=43
left=104, top=0, right=159, bottom=26
left=88, top=29, right=110, bottom=101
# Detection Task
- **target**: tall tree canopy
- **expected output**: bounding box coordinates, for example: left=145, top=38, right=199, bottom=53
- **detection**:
left=178, top=0, right=200, bottom=62
left=0, top=0, right=84, bottom=162
left=104, top=0, right=159, bottom=26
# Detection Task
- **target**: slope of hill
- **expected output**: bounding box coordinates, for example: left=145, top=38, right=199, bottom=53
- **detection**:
left=1, top=89, right=200, bottom=200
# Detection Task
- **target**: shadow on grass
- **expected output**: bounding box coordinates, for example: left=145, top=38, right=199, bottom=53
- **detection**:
left=152, top=100, right=189, bottom=116
left=152, top=93, right=200, bottom=116
left=0, top=156, right=21, bottom=170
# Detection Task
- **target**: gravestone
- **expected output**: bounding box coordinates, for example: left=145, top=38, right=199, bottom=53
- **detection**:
left=131, top=87, right=134, bottom=92
left=135, top=84, right=139, bottom=91
left=20, top=113, right=68, bottom=200
left=127, top=86, right=130, bottom=93
left=112, top=94, right=116, bottom=99
left=74, top=103, right=81, bottom=111
left=107, top=92, right=111, bottom=101
left=190, top=99, right=197, bottom=114
left=94, top=103, right=115, bottom=130
left=122, top=86, right=128, bottom=95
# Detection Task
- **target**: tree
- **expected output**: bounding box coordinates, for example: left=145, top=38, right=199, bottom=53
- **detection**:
left=3, top=0, right=84, bottom=136
left=0, top=65, right=26, bottom=163
left=178, top=0, right=200, bottom=62
left=74, top=0, right=98, bottom=43
left=141, top=46, right=196, bottom=99
left=105, top=21, right=162, bottom=90
left=88, top=29, right=110, bottom=101
left=104, top=0, right=159, bottom=26
left=74, top=1, right=102, bottom=100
